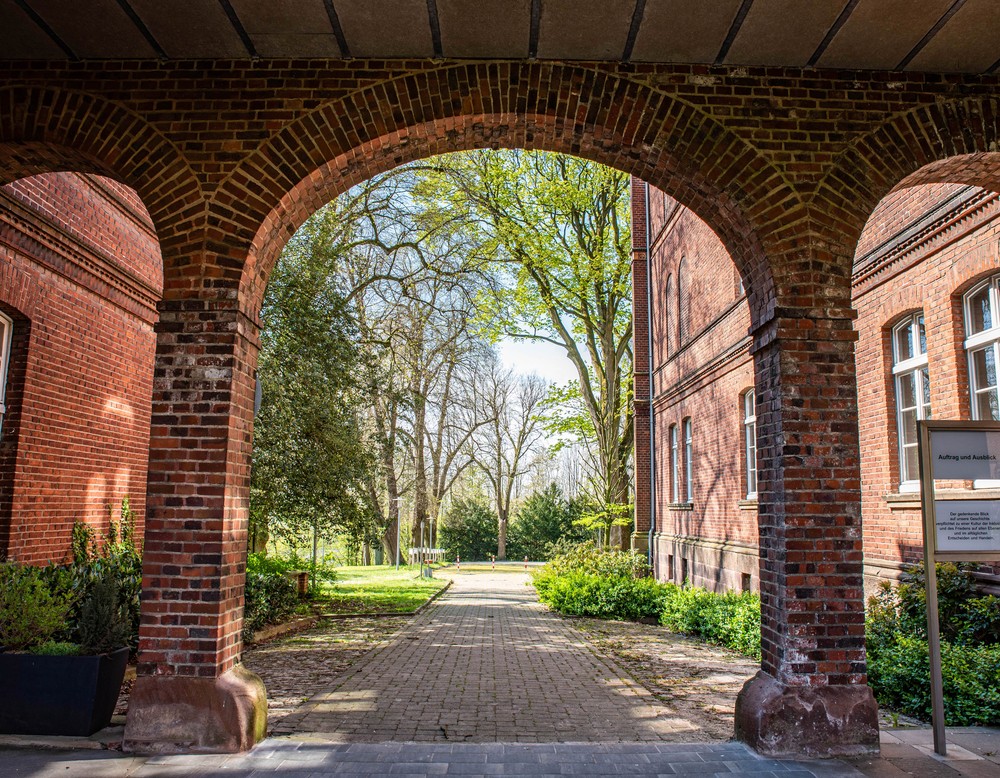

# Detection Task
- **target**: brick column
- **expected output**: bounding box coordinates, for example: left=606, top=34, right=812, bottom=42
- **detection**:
left=631, top=178, right=652, bottom=557
left=124, top=298, right=266, bottom=753
left=734, top=284, right=879, bottom=756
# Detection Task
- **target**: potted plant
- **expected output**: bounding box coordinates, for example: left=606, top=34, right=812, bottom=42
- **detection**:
left=0, top=563, right=131, bottom=736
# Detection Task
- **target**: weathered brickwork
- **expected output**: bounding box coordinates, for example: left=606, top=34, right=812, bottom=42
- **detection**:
left=641, top=179, right=1000, bottom=601
left=6, top=58, right=1000, bottom=752
left=0, top=172, right=160, bottom=564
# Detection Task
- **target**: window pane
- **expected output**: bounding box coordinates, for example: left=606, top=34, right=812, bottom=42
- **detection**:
left=903, top=445, right=918, bottom=483
left=977, top=387, right=1000, bottom=421
left=917, top=315, right=926, bottom=355
left=901, top=408, right=918, bottom=446
left=895, top=320, right=913, bottom=362
left=968, top=285, right=992, bottom=335
left=973, top=346, right=997, bottom=391
left=897, top=372, right=916, bottom=410
left=921, top=367, right=931, bottom=417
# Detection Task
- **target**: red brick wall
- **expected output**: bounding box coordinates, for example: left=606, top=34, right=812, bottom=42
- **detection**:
left=645, top=177, right=1000, bottom=591
left=641, top=181, right=757, bottom=587
left=0, top=172, right=161, bottom=564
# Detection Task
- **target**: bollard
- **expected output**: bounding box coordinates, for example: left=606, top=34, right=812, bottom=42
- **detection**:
left=457, top=554, right=460, bottom=571
left=491, top=555, right=495, bottom=571
left=524, top=556, right=528, bottom=569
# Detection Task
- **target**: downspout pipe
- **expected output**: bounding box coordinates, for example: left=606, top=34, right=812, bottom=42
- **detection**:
left=644, top=182, right=657, bottom=569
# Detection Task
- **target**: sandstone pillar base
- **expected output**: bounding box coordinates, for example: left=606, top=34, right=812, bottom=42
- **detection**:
left=123, top=665, right=267, bottom=753
left=734, top=671, right=879, bottom=758
left=630, top=532, right=650, bottom=556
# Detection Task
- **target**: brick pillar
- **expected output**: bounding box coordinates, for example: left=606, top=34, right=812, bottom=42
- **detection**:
left=631, top=178, right=652, bottom=557
left=124, top=299, right=266, bottom=753
left=734, top=280, right=879, bottom=757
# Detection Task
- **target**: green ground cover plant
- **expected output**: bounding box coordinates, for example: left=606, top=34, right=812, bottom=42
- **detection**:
left=866, top=563, right=1000, bottom=726
left=531, top=542, right=761, bottom=658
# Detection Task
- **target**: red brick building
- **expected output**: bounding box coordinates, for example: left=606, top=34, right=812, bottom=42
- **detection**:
left=634, top=179, right=1000, bottom=594
left=0, top=173, right=160, bottom=564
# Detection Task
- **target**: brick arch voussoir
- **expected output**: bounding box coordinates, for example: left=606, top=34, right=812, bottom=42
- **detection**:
left=218, top=63, right=784, bottom=325
left=821, top=96, right=1000, bottom=257
left=0, top=85, right=204, bottom=279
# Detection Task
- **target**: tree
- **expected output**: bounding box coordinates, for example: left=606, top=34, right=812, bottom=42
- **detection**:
left=250, top=224, right=374, bottom=561
left=438, top=496, right=497, bottom=562
left=507, top=483, right=589, bottom=560
left=420, top=151, right=634, bottom=544
left=473, top=357, right=547, bottom=559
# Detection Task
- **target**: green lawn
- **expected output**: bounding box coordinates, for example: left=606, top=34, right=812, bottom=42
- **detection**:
left=317, top=565, right=448, bottom=615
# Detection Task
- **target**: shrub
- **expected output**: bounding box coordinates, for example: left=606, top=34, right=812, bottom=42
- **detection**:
left=76, top=571, right=131, bottom=654
left=534, top=571, right=666, bottom=621
left=32, top=640, right=81, bottom=656
left=506, top=485, right=589, bottom=560
left=538, top=540, right=651, bottom=579
left=438, top=497, right=498, bottom=561
left=242, top=568, right=299, bottom=641
left=868, top=635, right=1000, bottom=726
left=0, top=564, right=73, bottom=651
left=659, top=585, right=762, bottom=660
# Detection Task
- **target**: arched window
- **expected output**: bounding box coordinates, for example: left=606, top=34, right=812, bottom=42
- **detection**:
left=663, top=274, right=672, bottom=357
left=0, top=311, right=12, bottom=439
left=964, top=274, right=1000, bottom=421
left=677, top=256, right=686, bottom=344
left=683, top=417, right=693, bottom=502
left=669, top=424, right=679, bottom=502
left=892, top=312, right=930, bottom=490
left=743, top=389, right=757, bottom=499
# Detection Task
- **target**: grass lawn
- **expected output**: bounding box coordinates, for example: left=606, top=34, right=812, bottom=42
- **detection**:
left=317, top=565, right=449, bottom=615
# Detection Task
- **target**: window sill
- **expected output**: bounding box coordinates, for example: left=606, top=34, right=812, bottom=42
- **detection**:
left=667, top=502, right=693, bottom=511
left=885, top=487, right=1000, bottom=512
left=738, top=499, right=758, bottom=511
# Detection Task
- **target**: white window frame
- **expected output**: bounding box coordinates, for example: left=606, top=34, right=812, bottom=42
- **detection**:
left=0, top=311, right=11, bottom=437
left=964, top=275, right=1000, bottom=487
left=892, top=313, right=930, bottom=492
left=743, top=389, right=757, bottom=499
left=670, top=424, right=679, bottom=502
left=683, top=417, right=693, bottom=504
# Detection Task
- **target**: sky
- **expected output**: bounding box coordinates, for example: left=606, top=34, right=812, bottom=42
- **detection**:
left=498, top=337, right=578, bottom=385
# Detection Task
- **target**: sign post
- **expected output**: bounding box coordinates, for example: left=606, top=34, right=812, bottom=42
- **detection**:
left=917, top=420, right=1000, bottom=756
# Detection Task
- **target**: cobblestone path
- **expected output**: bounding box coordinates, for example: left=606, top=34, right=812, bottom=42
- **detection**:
left=278, top=571, right=701, bottom=742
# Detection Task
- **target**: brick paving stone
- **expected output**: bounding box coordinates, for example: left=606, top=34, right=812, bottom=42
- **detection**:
left=285, top=572, right=694, bottom=742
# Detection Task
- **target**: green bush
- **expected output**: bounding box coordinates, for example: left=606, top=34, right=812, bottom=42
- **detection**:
left=869, top=634, right=1000, bottom=725
left=659, top=585, right=762, bottom=660
left=76, top=571, right=131, bottom=654
left=506, top=485, right=589, bottom=560
left=538, top=540, right=651, bottom=579
left=533, top=571, right=666, bottom=621
left=0, top=564, right=73, bottom=651
left=438, top=497, right=498, bottom=561
left=866, top=563, right=1000, bottom=725
left=242, top=568, right=299, bottom=641
left=32, top=640, right=82, bottom=656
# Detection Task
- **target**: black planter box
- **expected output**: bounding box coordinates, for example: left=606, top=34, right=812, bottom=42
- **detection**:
left=0, top=647, right=129, bottom=736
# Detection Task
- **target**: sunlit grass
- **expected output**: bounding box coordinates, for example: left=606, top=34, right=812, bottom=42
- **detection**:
left=317, top=564, right=448, bottom=614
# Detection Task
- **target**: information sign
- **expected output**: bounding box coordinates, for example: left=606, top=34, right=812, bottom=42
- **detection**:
left=934, top=500, right=1000, bottom=552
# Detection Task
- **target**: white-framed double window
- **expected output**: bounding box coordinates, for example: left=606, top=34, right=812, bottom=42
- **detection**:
left=892, top=313, right=931, bottom=491
left=964, top=275, right=1000, bottom=488
left=683, top=417, right=693, bottom=503
left=965, top=275, right=1000, bottom=422
left=743, top=389, right=757, bottom=499
left=670, top=424, right=680, bottom=502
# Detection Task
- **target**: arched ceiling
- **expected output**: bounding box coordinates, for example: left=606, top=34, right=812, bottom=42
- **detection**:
left=1, top=0, right=998, bottom=74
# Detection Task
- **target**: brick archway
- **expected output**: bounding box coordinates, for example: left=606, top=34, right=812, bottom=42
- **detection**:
left=0, top=86, right=203, bottom=270
left=212, top=64, right=786, bottom=325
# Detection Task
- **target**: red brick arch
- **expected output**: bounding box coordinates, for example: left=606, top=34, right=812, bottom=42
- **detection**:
left=822, top=96, right=1000, bottom=252
left=0, top=85, right=203, bottom=269
left=210, top=64, right=791, bottom=322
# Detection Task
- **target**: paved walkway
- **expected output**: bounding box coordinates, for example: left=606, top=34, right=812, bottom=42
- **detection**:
left=2, top=570, right=999, bottom=776
left=278, top=571, right=692, bottom=742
